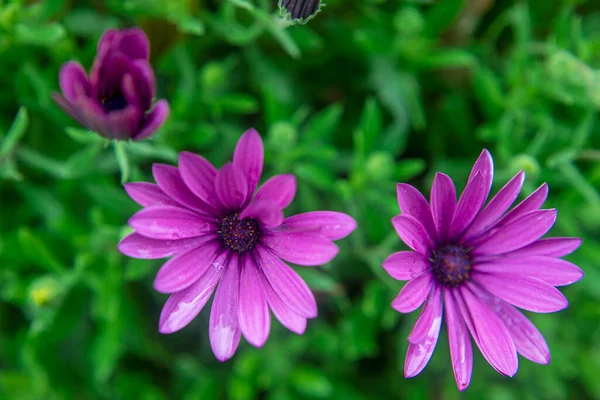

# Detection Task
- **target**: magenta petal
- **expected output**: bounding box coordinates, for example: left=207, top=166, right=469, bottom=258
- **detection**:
left=495, top=183, right=548, bottom=228
left=473, top=272, right=568, bottom=313
left=118, top=232, right=208, bottom=259
left=153, top=243, right=220, bottom=293
left=443, top=289, right=473, bottom=391
left=240, top=199, right=283, bottom=228
left=449, top=172, right=488, bottom=240
left=233, top=128, right=264, bottom=196
left=255, top=174, right=297, bottom=209
left=430, top=172, right=457, bottom=242
left=59, top=61, right=89, bottom=103
left=459, top=286, right=518, bottom=377
left=129, top=205, right=213, bottom=240
left=256, top=246, right=317, bottom=318
left=483, top=296, right=550, bottom=364
left=216, top=163, right=249, bottom=211
left=408, top=283, right=442, bottom=343
left=178, top=151, right=219, bottom=207
left=404, top=298, right=443, bottom=378
left=116, top=27, right=150, bottom=60
left=263, top=279, right=307, bottom=334
left=124, top=182, right=177, bottom=207
left=158, top=251, right=227, bottom=334
left=502, top=237, right=582, bottom=258
left=472, top=209, right=557, bottom=256
left=262, top=231, right=339, bottom=266
left=468, top=149, right=494, bottom=198
left=210, top=255, right=242, bottom=362
left=475, top=256, right=584, bottom=287
left=396, top=183, right=437, bottom=240
left=382, top=251, right=430, bottom=281
left=152, top=164, right=213, bottom=214
left=134, top=100, right=170, bottom=141
left=463, top=170, right=525, bottom=242
left=238, top=260, right=271, bottom=347
left=391, top=215, right=434, bottom=256
left=392, top=273, right=433, bottom=313
left=282, top=211, right=357, bottom=241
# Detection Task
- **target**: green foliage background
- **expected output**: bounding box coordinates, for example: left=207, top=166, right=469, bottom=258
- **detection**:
left=1, top=0, right=599, bottom=399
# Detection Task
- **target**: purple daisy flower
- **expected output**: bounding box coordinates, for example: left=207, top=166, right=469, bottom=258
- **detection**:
left=118, top=128, right=357, bottom=361
left=53, top=28, right=169, bottom=141
left=382, top=149, right=583, bottom=390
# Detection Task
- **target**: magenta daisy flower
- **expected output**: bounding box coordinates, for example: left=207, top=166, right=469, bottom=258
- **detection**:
left=382, top=149, right=583, bottom=390
left=118, top=128, right=356, bottom=361
left=53, top=28, right=169, bottom=141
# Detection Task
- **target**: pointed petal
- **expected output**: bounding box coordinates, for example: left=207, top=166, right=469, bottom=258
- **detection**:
left=459, top=286, right=518, bottom=377
left=408, top=283, right=442, bottom=343
left=262, top=231, right=339, bottom=266
left=473, top=209, right=557, bottom=256
left=475, top=256, right=584, bottom=287
left=158, top=251, right=227, bottom=334
left=430, top=172, right=456, bottom=242
left=449, top=172, right=488, bottom=240
left=404, top=297, right=443, bottom=378
left=396, top=183, right=436, bottom=240
left=392, top=273, right=434, bottom=313
left=152, top=164, right=213, bottom=214
left=463, top=170, right=525, bottom=242
left=256, top=246, right=317, bottom=318
left=391, top=215, right=434, bottom=256
left=473, top=272, right=568, bottom=313
left=118, top=232, right=209, bottom=259
left=382, top=251, right=430, bottom=281
left=133, top=100, right=170, bottom=140
left=468, top=149, right=494, bottom=198
left=263, top=279, right=307, bottom=334
left=240, top=199, right=283, bottom=228
left=128, top=205, right=214, bottom=240
left=153, top=242, right=221, bottom=293
left=124, top=182, right=177, bottom=207
left=501, top=237, right=582, bottom=258
left=216, top=163, right=249, bottom=211
left=482, top=295, right=550, bottom=364
left=209, top=255, right=242, bottom=362
left=496, top=183, right=548, bottom=228
left=178, top=151, right=219, bottom=207
left=282, top=211, right=357, bottom=241
left=255, top=174, right=297, bottom=209
left=238, top=259, right=271, bottom=347
left=233, top=128, right=263, bottom=196
left=444, top=289, right=473, bottom=391
left=59, top=61, right=89, bottom=102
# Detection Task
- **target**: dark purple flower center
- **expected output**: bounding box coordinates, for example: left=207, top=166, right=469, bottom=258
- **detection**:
left=431, top=244, right=472, bottom=287
left=101, top=92, right=128, bottom=113
left=218, top=213, right=261, bottom=253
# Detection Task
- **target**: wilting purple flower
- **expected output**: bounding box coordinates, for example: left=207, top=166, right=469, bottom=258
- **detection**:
left=53, top=28, right=169, bottom=141
left=118, top=128, right=356, bottom=361
left=382, top=150, right=583, bottom=391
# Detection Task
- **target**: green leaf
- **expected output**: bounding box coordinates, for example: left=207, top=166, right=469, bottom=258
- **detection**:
left=302, top=103, right=344, bottom=143
left=423, top=0, right=464, bottom=37
left=0, top=107, right=28, bottom=158
left=113, top=141, right=130, bottom=184
left=393, top=158, right=426, bottom=181
left=290, top=365, right=333, bottom=398
left=64, top=127, right=107, bottom=145
left=14, top=22, right=66, bottom=46
left=295, top=163, right=336, bottom=191
left=17, top=228, right=65, bottom=273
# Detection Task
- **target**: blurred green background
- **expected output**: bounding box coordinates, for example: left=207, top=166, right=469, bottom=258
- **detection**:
left=1, top=0, right=599, bottom=399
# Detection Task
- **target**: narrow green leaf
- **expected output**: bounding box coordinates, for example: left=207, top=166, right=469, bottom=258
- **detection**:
left=113, top=141, right=130, bottom=184
left=0, top=107, right=28, bottom=158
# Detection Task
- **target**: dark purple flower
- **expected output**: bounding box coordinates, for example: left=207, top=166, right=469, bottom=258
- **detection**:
left=280, top=0, right=321, bottom=20
left=53, top=28, right=169, bottom=141
left=118, top=128, right=357, bottom=361
left=382, top=149, right=583, bottom=390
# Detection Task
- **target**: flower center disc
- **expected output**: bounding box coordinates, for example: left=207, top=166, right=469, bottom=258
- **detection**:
left=431, top=244, right=472, bottom=287
left=101, top=93, right=128, bottom=113
left=218, top=213, right=261, bottom=253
